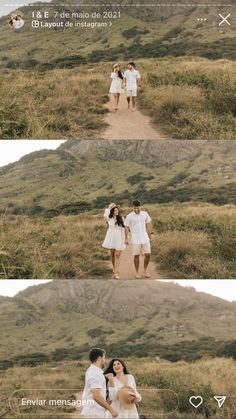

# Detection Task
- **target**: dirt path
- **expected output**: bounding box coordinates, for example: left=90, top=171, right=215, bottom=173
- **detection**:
left=107, top=245, right=163, bottom=280
left=103, top=94, right=165, bottom=140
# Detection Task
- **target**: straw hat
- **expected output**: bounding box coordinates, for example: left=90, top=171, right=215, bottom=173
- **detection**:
left=118, top=386, right=136, bottom=410
left=112, top=63, right=119, bottom=70
left=109, top=203, right=117, bottom=210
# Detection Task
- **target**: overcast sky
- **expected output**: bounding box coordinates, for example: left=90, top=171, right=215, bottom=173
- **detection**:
left=0, top=280, right=52, bottom=296
left=162, top=280, right=236, bottom=302
left=0, top=0, right=51, bottom=17
left=0, top=280, right=235, bottom=301
left=0, top=140, right=65, bottom=167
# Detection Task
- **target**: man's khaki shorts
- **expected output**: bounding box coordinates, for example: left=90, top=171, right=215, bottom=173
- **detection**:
left=126, top=89, right=137, bottom=97
left=132, top=242, right=151, bottom=256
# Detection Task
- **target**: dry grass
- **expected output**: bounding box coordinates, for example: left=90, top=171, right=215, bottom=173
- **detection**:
left=0, top=214, right=110, bottom=279
left=153, top=230, right=233, bottom=279
left=0, top=203, right=235, bottom=279
left=139, top=59, right=236, bottom=140
left=151, top=203, right=236, bottom=279
left=0, top=68, right=109, bottom=139
left=0, top=58, right=235, bottom=139
left=1, top=357, right=235, bottom=418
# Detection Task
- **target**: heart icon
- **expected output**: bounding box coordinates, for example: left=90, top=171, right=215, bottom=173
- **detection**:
left=189, top=396, right=203, bottom=409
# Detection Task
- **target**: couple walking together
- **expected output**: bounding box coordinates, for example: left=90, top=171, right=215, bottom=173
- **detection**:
left=109, top=62, right=141, bottom=112
left=82, top=348, right=141, bottom=418
left=102, top=200, right=154, bottom=279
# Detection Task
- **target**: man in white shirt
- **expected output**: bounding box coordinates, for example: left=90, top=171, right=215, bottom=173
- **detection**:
left=82, top=348, right=118, bottom=418
left=125, top=200, right=154, bottom=279
left=123, top=62, right=141, bottom=111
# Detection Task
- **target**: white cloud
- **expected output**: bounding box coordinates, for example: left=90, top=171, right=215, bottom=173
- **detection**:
left=0, top=140, right=66, bottom=167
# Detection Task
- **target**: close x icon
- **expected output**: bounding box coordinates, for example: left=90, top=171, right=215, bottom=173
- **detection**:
left=218, top=13, right=231, bottom=26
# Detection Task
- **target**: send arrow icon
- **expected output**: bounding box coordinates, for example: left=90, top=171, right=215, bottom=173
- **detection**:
left=214, top=396, right=226, bottom=408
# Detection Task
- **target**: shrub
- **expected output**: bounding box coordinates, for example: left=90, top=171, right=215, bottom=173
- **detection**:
left=122, top=27, right=149, bottom=39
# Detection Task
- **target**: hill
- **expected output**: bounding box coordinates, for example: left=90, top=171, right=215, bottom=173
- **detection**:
left=0, top=1, right=235, bottom=69
left=0, top=140, right=235, bottom=216
left=1, top=279, right=236, bottom=417
left=0, top=141, right=235, bottom=279
left=0, top=280, right=236, bottom=369
left=0, top=1, right=235, bottom=140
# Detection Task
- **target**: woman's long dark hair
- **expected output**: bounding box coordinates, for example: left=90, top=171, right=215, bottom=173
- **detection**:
left=112, top=64, right=123, bottom=80
left=118, top=70, right=124, bottom=80
left=109, top=207, right=125, bottom=228
left=104, top=358, right=129, bottom=399
left=104, top=358, right=129, bottom=376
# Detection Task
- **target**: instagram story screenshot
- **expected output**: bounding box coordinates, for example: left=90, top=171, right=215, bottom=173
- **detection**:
left=0, top=1, right=235, bottom=419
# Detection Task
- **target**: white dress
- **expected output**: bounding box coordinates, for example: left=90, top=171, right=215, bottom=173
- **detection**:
left=106, top=375, right=141, bottom=418
left=102, top=208, right=126, bottom=251
left=109, top=72, right=123, bottom=94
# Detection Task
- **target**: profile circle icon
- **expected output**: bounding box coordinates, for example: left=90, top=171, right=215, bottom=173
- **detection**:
left=9, top=14, right=25, bottom=30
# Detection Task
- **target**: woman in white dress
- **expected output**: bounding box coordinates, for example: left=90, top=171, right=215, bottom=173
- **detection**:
left=104, top=359, right=141, bottom=418
left=109, top=63, right=124, bottom=111
left=102, top=203, right=125, bottom=279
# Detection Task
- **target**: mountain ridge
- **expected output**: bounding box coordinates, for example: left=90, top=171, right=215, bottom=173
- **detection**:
left=0, top=139, right=235, bottom=169
left=0, top=280, right=236, bottom=366
left=0, top=0, right=235, bottom=69
left=0, top=140, right=235, bottom=216
left=15, top=279, right=236, bottom=316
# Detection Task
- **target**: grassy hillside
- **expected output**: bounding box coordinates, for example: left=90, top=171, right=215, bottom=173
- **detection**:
left=0, top=140, right=235, bottom=215
left=0, top=141, right=235, bottom=279
left=0, top=203, right=235, bottom=279
left=0, top=280, right=236, bottom=365
left=0, top=2, right=235, bottom=67
left=1, top=358, right=236, bottom=418
left=0, top=2, right=235, bottom=139
left=1, top=280, right=236, bottom=417
left=0, top=59, right=235, bottom=139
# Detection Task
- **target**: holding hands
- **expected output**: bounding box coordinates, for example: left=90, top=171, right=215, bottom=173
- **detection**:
left=105, top=373, right=118, bottom=416
left=110, top=408, right=118, bottom=417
